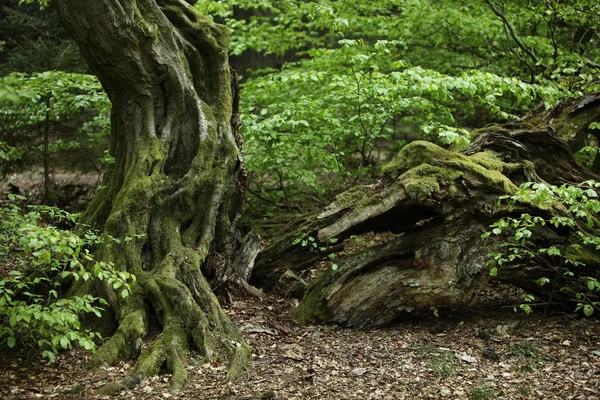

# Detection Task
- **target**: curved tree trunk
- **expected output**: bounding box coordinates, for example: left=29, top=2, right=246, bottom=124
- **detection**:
left=55, top=0, right=250, bottom=393
left=253, top=98, right=600, bottom=328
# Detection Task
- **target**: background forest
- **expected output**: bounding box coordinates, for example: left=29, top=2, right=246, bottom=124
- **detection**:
left=2, top=0, right=600, bottom=399
left=3, top=0, right=600, bottom=210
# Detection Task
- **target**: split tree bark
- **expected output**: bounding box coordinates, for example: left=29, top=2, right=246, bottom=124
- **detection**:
left=253, top=95, right=600, bottom=328
left=55, top=0, right=250, bottom=393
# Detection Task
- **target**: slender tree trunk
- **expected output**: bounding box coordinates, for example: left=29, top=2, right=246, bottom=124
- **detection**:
left=43, top=97, right=53, bottom=203
left=54, top=0, right=250, bottom=393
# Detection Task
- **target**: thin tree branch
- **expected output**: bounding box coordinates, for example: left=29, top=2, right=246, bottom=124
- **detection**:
left=585, top=57, right=600, bottom=69
left=483, top=0, right=550, bottom=72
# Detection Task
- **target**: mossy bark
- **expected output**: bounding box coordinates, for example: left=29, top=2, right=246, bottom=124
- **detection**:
left=254, top=98, right=600, bottom=328
left=55, top=0, right=250, bottom=392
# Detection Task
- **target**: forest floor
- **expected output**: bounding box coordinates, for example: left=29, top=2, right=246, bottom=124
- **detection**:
left=1, top=281, right=599, bottom=400
left=2, top=177, right=600, bottom=399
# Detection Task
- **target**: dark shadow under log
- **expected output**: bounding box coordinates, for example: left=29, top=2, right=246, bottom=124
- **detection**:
left=252, top=97, right=600, bottom=328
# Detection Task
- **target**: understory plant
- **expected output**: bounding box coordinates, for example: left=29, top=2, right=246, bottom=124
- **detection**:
left=0, top=194, right=135, bottom=361
left=242, top=38, right=561, bottom=211
left=196, top=0, right=599, bottom=214
left=0, top=71, right=110, bottom=199
left=483, top=181, right=600, bottom=316
left=574, top=122, right=600, bottom=171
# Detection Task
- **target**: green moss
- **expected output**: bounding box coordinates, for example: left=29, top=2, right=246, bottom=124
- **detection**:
left=470, top=123, right=514, bottom=140
left=133, top=1, right=159, bottom=43
left=159, top=4, right=231, bottom=119
left=401, top=164, right=456, bottom=201
left=472, top=105, right=600, bottom=152
left=566, top=247, right=600, bottom=267
left=96, top=382, right=126, bottom=396
left=447, top=157, right=517, bottom=194
left=382, top=141, right=518, bottom=201
left=468, top=151, right=505, bottom=171
left=296, top=273, right=331, bottom=324
left=89, top=303, right=147, bottom=368
left=331, top=185, right=371, bottom=209
left=226, top=344, right=252, bottom=381
left=551, top=104, right=600, bottom=145
left=383, top=141, right=453, bottom=179
left=179, top=50, right=192, bottom=80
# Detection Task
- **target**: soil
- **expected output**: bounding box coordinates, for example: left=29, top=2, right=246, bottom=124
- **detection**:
left=1, top=282, right=599, bottom=400
left=1, top=169, right=100, bottom=212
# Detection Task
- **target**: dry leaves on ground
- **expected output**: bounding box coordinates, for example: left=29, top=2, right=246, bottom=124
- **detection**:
left=1, top=282, right=600, bottom=399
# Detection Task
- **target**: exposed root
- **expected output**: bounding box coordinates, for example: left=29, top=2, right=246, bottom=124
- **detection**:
left=93, top=263, right=251, bottom=395
left=88, top=291, right=148, bottom=369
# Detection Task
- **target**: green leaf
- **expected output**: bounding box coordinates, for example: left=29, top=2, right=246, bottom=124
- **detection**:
left=59, top=336, right=70, bottom=349
left=42, top=350, right=56, bottom=362
left=547, top=246, right=561, bottom=256
left=7, top=336, right=16, bottom=348
left=536, top=277, right=550, bottom=286
left=519, top=304, right=532, bottom=315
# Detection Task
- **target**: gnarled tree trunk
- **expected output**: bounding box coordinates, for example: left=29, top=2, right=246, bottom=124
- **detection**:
left=253, top=96, right=600, bottom=328
left=55, top=0, right=250, bottom=393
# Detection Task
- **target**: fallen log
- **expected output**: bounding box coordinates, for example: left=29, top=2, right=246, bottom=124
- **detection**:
left=252, top=97, right=600, bottom=328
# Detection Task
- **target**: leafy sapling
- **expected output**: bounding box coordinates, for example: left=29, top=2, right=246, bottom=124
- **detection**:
left=483, top=181, right=600, bottom=316
left=0, top=198, right=137, bottom=361
left=292, top=234, right=339, bottom=270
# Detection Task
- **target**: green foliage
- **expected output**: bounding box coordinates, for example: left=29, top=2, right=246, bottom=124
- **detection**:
left=0, top=195, right=135, bottom=361
left=199, top=0, right=600, bottom=84
left=1, top=0, right=83, bottom=73
left=483, top=181, right=600, bottom=316
left=0, top=75, right=36, bottom=105
left=292, top=234, right=339, bottom=270
left=574, top=124, right=600, bottom=170
left=18, top=0, right=51, bottom=9
left=0, top=142, right=20, bottom=162
left=0, top=75, right=34, bottom=164
left=195, top=0, right=599, bottom=211
left=195, top=0, right=382, bottom=56
left=0, top=71, right=110, bottom=178
left=575, top=144, right=598, bottom=170
left=242, top=38, right=560, bottom=208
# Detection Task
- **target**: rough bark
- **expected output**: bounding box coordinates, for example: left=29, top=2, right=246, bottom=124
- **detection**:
left=55, top=0, right=250, bottom=393
left=253, top=97, right=600, bottom=328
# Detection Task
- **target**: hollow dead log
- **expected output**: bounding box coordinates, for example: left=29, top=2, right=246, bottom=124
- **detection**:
left=252, top=97, right=600, bottom=328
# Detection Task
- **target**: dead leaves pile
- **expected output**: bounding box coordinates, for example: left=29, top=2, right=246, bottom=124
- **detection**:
left=1, top=290, right=600, bottom=399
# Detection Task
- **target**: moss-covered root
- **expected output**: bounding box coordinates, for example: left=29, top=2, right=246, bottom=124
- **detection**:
left=88, top=292, right=148, bottom=370
left=94, top=270, right=251, bottom=395
left=157, top=269, right=251, bottom=382
left=221, top=336, right=252, bottom=381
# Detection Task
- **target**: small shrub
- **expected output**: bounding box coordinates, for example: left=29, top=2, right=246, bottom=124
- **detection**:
left=483, top=181, right=600, bottom=316
left=0, top=194, right=135, bottom=361
left=516, top=385, right=531, bottom=396
left=508, top=341, right=541, bottom=359
left=508, top=341, right=543, bottom=372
